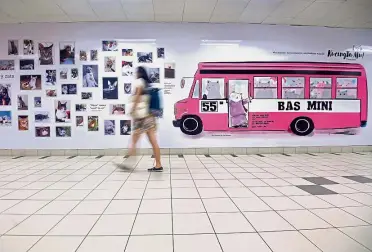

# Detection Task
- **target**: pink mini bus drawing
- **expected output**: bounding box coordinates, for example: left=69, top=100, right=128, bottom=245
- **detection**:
left=173, top=62, right=368, bottom=136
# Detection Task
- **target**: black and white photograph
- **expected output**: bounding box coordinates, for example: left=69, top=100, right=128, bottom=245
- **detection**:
left=76, top=116, right=84, bottom=127
left=8, top=40, right=18, bottom=55
left=34, top=97, right=41, bottom=108
left=120, top=120, right=131, bottom=135
left=104, top=120, right=115, bottom=135
left=20, top=75, right=42, bottom=90
left=0, top=60, right=15, bottom=71
left=61, top=84, right=77, bottom=95
left=149, top=68, right=160, bottom=83
left=81, top=92, right=93, bottom=100
left=102, top=40, right=118, bottom=51
left=122, top=49, right=133, bottom=56
left=46, top=89, right=57, bottom=97
left=109, top=104, right=125, bottom=115
left=121, top=61, right=133, bottom=76
left=124, top=83, right=132, bottom=94
left=45, top=69, right=57, bottom=86
left=23, top=40, right=34, bottom=55
left=56, top=126, right=71, bottom=137
left=157, top=47, right=165, bottom=58
left=137, top=52, right=152, bottom=63
left=59, top=42, right=75, bottom=65
left=90, top=50, right=98, bottom=61
left=82, top=65, right=98, bottom=87
left=71, top=68, right=79, bottom=80
left=17, top=95, right=28, bottom=110
left=103, top=77, right=118, bottom=100
left=104, top=56, right=116, bottom=72
left=39, top=42, right=54, bottom=65
left=88, top=116, right=99, bottom=131
left=35, top=111, right=51, bottom=123
left=20, top=59, right=35, bottom=70
left=75, top=104, right=86, bottom=112
left=0, top=84, right=11, bottom=106
left=164, top=62, right=176, bottom=79
left=59, top=69, right=68, bottom=80
left=80, top=50, right=88, bottom=61
left=35, top=126, right=50, bottom=137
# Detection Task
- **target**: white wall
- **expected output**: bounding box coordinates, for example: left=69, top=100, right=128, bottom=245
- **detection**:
left=0, top=22, right=371, bottom=149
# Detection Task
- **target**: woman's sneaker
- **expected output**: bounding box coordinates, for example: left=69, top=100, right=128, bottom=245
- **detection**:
left=148, top=167, right=163, bottom=172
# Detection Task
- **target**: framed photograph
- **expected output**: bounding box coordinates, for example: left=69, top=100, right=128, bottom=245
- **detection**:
left=18, top=115, right=29, bottom=131
left=0, top=84, right=11, bottom=105
left=35, top=126, right=50, bottom=137
left=81, top=92, right=93, bottom=100
left=109, top=104, right=125, bottom=115
left=17, top=95, right=28, bottom=110
left=55, top=100, right=71, bottom=123
left=149, top=68, right=160, bottom=83
left=61, top=84, right=77, bottom=95
left=39, top=42, right=54, bottom=65
left=75, top=104, right=87, bottom=112
left=46, top=89, right=57, bottom=97
left=90, top=50, right=98, bottom=61
left=8, top=40, right=18, bottom=55
left=88, top=116, right=99, bottom=131
left=76, top=116, right=84, bottom=127
left=121, top=61, right=133, bottom=76
left=103, top=77, right=118, bottom=99
left=82, top=65, right=98, bottom=87
left=34, top=111, right=51, bottom=123
left=20, top=75, right=42, bottom=90
left=71, top=68, right=79, bottom=80
left=79, top=50, right=88, bottom=61
left=104, top=56, right=116, bottom=72
left=122, top=49, right=133, bottom=56
left=23, top=40, right=35, bottom=55
left=137, top=52, right=152, bottom=63
left=102, top=40, right=118, bottom=51
left=157, top=47, right=165, bottom=58
left=0, top=111, right=11, bottom=126
left=59, top=69, right=68, bottom=80
left=20, top=59, right=35, bottom=70
left=124, top=83, right=131, bottom=94
left=59, top=42, right=75, bottom=65
left=120, top=120, right=131, bottom=135
left=104, top=120, right=115, bottom=135
left=0, top=60, right=15, bottom=71
left=164, top=63, right=175, bottom=79
left=34, top=97, right=42, bottom=107
left=56, top=126, right=71, bottom=137
left=45, top=70, right=57, bottom=86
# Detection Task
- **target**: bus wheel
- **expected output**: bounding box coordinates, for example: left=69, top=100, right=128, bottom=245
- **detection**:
left=290, top=117, right=314, bottom=136
left=180, top=116, right=203, bottom=135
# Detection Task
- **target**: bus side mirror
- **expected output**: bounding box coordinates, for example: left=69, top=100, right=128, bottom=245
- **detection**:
left=181, top=79, right=185, bottom=89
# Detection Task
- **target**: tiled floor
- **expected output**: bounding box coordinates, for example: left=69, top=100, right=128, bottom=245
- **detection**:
left=1, top=153, right=372, bottom=252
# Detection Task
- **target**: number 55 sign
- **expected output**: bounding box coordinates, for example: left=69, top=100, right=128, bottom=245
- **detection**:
left=199, top=100, right=228, bottom=113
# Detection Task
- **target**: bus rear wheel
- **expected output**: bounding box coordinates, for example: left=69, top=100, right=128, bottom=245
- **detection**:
left=290, top=117, right=314, bottom=136
left=180, top=116, right=203, bottom=135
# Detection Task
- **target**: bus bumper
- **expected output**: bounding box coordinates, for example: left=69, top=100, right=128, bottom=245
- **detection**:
left=173, top=119, right=181, bottom=128
left=361, top=121, right=367, bottom=127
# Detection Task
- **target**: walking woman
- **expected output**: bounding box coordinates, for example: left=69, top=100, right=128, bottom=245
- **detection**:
left=126, top=66, right=163, bottom=172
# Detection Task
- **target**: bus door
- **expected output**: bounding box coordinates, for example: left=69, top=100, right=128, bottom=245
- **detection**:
left=227, top=79, right=250, bottom=128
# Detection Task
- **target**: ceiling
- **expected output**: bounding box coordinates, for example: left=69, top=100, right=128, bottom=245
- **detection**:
left=0, top=0, right=372, bottom=29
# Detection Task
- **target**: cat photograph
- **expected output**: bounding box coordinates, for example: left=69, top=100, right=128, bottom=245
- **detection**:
left=122, top=49, right=133, bottom=56
left=121, top=61, right=133, bottom=76
left=34, top=111, right=50, bottom=123
left=104, top=120, right=115, bottom=135
left=88, top=116, right=99, bottom=131
left=59, top=42, right=75, bottom=65
left=39, top=42, right=54, bottom=65
left=18, top=115, right=29, bottom=131
left=90, top=50, right=98, bottom=61
left=79, top=50, right=88, bottom=61
left=120, top=120, right=131, bottom=135
left=0, top=111, right=12, bottom=126
left=34, top=97, right=42, bottom=108
left=59, top=69, right=68, bottom=80
left=75, top=104, right=86, bottom=112
left=20, top=75, right=42, bottom=90
left=157, top=47, right=165, bottom=58
left=8, top=40, right=18, bottom=55
left=103, top=77, right=118, bottom=99
left=17, top=95, right=28, bottom=110
left=164, top=63, right=175, bottom=79
left=45, top=70, right=57, bottom=85
left=23, top=40, right=34, bottom=55
left=46, top=89, right=57, bottom=97
left=149, top=68, right=160, bottom=83
left=61, top=84, right=77, bottom=95
left=76, top=116, right=84, bottom=127
left=81, top=92, right=93, bottom=100
left=71, top=68, right=79, bottom=80
left=109, top=104, right=125, bottom=115
left=137, top=52, right=152, bottom=63
left=0, top=60, right=15, bottom=71
left=0, top=84, right=11, bottom=106
left=56, top=126, right=71, bottom=137
left=104, top=56, right=116, bottom=72
left=20, top=59, right=35, bottom=70
left=124, top=83, right=132, bottom=94
left=102, top=40, right=118, bottom=51
left=82, top=65, right=98, bottom=87
left=55, top=100, right=71, bottom=123
left=35, top=126, right=50, bottom=137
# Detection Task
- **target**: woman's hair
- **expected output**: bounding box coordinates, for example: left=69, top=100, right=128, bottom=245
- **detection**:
left=136, top=66, right=151, bottom=84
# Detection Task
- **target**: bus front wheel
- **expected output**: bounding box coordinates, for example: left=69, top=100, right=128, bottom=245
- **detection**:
left=180, top=116, right=203, bottom=135
left=290, top=117, right=314, bottom=136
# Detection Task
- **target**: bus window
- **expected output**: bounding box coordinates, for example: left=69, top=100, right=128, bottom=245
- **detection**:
left=310, top=77, right=332, bottom=99
left=336, top=78, right=358, bottom=99
left=282, top=77, right=304, bottom=99
left=202, top=78, right=225, bottom=100
left=254, top=77, right=277, bottom=99
left=192, top=80, right=200, bottom=98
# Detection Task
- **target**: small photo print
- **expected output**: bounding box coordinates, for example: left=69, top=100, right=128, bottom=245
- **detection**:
left=59, top=42, right=75, bottom=65
left=39, top=42, right=54, bottom=65
left=0, top=60, right=15, bottom=71
left=20, top=59, right=35, bottom=70
left=23, top=40, right=34, bottom=55
left=103, top=77, right=118, bottom=100
left=149, top=68, right=160, bottom=83
left=88, top=116, right=99, bottom=131
left=34, top=97, right=42, bottom=108
left=102, top=40, right=118, bottom=51
left=90, top=50, right=98, bottom=61
left=35, top=126, right=50, bottom=137
left=45, top=70, right=57, bottom=86
left=122, top=61, right=133, bottom=76
left=164, top=63, right=175, bottom=79
left=20, top=75, right=42, bottom=90
left=8, top=40, right=18, bottom=55
left=75, top=104, right=87, bottom=112
left=104, top=120, right=115, bottom=135
left=109, top=104, right=125, bottom=115
left=124, top=83, right=132, bottom=94
left=61, top=84, right=77, bottom=95
left=18, top=115, right=29, bottom=131
left=46, top=89, right=57, bottom=97
left=71, top=68, right=79, bottom=80
left=56, top=126, right=71, bottom=137
left=120, top=120, right=131, bottom=135
left=157, top=47, right=165, bottom=58
left=55, top=100, right=71, bottom=123
left=82, top=65, right=98, bottom=87
left=76, top=116, right=84, bottom=127
left=0, top=84, right=11, bottom=106
left=17, top=95, right=28, bottom=110
left=137, top=52, right=152, bottom=63
left=79, top=50, right=88, bottom=61
left=59, top=69, right=68, bottom=80
left=34, top=111, right=51, bottom=123
left=81, top=92, right=93, bottom=100
left=104, top=56, right=116, bottom=72
left=0, top=111, right=11, bottom=126
left=122, top=49, right=133, bottom=56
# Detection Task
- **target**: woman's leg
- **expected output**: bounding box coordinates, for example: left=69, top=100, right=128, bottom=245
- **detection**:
left=128, top=130, right=141, bottom=156
left=146, top=127, right=162, bottom=168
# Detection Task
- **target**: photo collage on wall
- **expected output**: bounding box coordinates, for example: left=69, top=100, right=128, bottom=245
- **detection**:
left=0, top=39, right=171, bottom=138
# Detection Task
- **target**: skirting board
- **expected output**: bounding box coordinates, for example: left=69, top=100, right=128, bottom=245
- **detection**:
left=1, top=145, right=372, bottom=156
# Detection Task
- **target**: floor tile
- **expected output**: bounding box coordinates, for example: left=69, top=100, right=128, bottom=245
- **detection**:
left=0, top=235, right=40, bottom=252
left=318, top=195, right=362, bottom=207
left=143, top=188, right=171, bottom=199
left=250, top=187, right=283, bottom=196
left=217, top=179, right=244, bottom=188
left=342, top=193, right=372, bottom=205
left=261, top=197, right=303, bottom=210
left=1, top=189, right=39, bottom=200
left=56, top=190, right=92, bottom=200
left=174, top=234, right=222, bottom=252
left=232, top=197, right=271, bottom=211
left=48, top=215, right=100, bottom=235
left=203, top=198, right=239, bottom=213
left=70, top=200, right=110, bottom=215
left=0, top=199, right=21, bottom=212
left=90, top=214, right=135, bottom=235
left=296, top=185, right=338, bottom=195
left=290, top=195, right=334, bottom=209
left=172, top=188, right=200, bottom=198
left=218, top=233, right=271, bottom=252
left=104, top=200, right=140, bottom=214
left=343, top=176, right=372, bottom=183
left=115, top=188, right=144, bottom=199
left=240, top=179, right=268, bottom=187
left=339, top=226, right=372, bottom=250
left=198, top=188, right=228, bottom=198
left=29, top=190, right=65, bottom=200
left=37, top=201, right=79, bottom=215
left=138, top=199, right=171, bottom=213
left=194, top=179, right=220, bottom=188
left=224, top=187, right=256, bottom=197
left=278, top=210, right=332, bottom=229
left=7, top=215, right=64, bottom=235
left=261, top=231, right=321, bottom=252
left=342, top=206, right=372, bottom=224
left=303, top=177, right=339, bottom=185
left=173, top=213, right=214, bottom=234
left=76, top=236, right=128, bottom=252
left=125, top=235, right=173, bottom=252
left=132, top=213, right=172, bottom=235
left=172, top=199, right=205, bottom=213
left=244, top=211, right=295, bottom=232
left=311, top=208, right=368, bottom=227
left=322, top=184, right=358, bottom=194
left=209, top=212, right=255, bottom=233
left=0, top=214, right=28, bottom=234
left=274, top=186, right=311, bottom=196
left=171, top=180, right=195, bottom=188
left=28, top=236, right=84, bottom=252
left=4, top=200, right=49, bottom=214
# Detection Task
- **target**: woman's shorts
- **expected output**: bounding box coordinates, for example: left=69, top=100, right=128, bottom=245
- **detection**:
left=133, top=116, right=156, bottom=134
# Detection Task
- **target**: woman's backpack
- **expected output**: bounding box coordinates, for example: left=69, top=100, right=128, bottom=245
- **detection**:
left=144, top=80, right=163, bottom=118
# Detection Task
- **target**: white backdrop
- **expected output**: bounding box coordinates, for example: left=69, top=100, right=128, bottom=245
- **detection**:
left=0, top=22, right=371, bottom=149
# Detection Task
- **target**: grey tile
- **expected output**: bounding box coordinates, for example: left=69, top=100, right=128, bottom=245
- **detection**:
left=297, top=185, right=338, bottom=195
left=343, top=176, right=372, bottom=183
left=303, top=177, right=338, bottom=185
